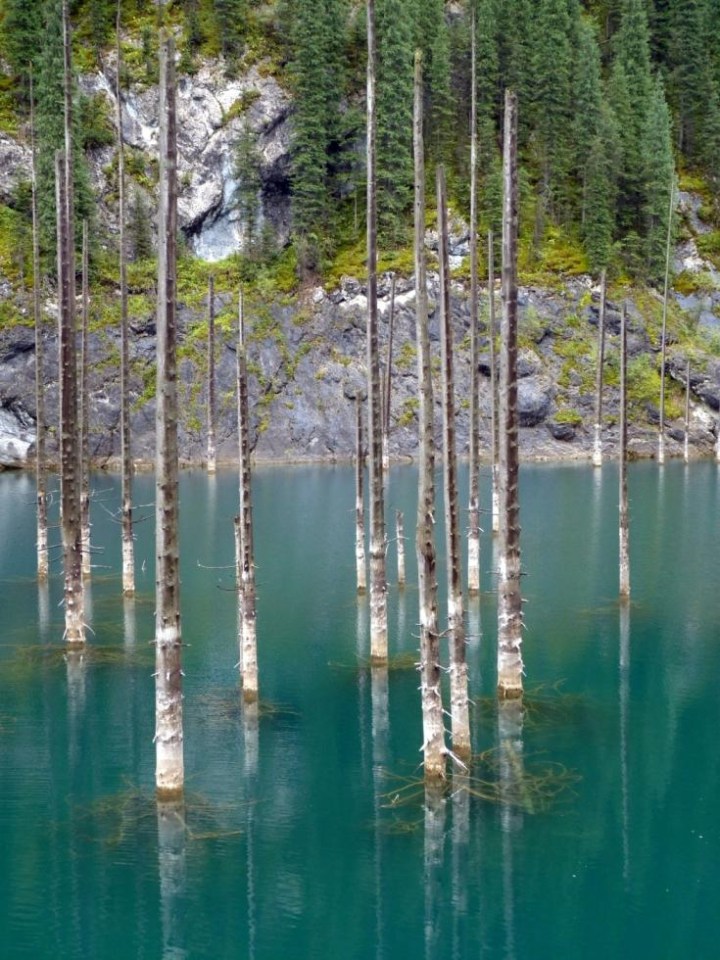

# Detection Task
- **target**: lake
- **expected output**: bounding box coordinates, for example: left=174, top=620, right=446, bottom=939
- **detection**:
left=1, top=461, right=719, bottom=959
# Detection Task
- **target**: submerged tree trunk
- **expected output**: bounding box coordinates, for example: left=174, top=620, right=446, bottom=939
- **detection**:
left=56, top=151, right=84, bottom=647
left=382, top=272, right=395, bottom=473
left=684, top=360, right=690, bottom=463
left=80, top=220, right=91, bottom=578
left=497, top=91, right=524, bottom=699
left=117, top=0, right=135, bottom=597
left=437, top=165, right=471, bottom=763
left=488, top=231, right=499, bottom=534
left=366, top=0, right=387, bottom=663
left=155, top=33, right=183, bottom=798
left=619, top=303, right=630, bottom=600
left=467, top=11, right=481, bottom=595
left=414, top=50, right=445, bottom=783
left=355, top=396, right=367, bottom=594
left=395, top=509, right=405, bottom=588
left=237, top=289, right=258, bottom=702
left=207, top=275, right=217, bottom=474
left=30, top=74, right=48, bottom=582
left=658, top=179, right=675, bottom=466
left=593, top=269, right=607, bottom=468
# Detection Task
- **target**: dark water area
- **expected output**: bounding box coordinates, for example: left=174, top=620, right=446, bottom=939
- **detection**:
left=1, top=462, right=719, bottom=959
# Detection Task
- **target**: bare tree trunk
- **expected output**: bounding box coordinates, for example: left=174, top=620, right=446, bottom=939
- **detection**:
left=658, top=180, right=675, bottom=465
left=117, top=1, right=135, bottom=597
left=488, top=231, right=499, bottom=534
left=619, top=303, right=630, bottom=600
left=414, top=50, right=445, bottom=783
left=366, top=0, right=387, bottom=664
left=30, top=73, right=48, bottom=582
left=58, top=0, right=84, bottom=646
left=155, top=33, right=183, bottom=798
left=497, top=91, right=523, bottom=699
left=592, top=268, right=607, bottom=468
left=467, top=10, right=481, bottom=594
left=237, top=289, right=258, bottom=702
left=437, top=164, right=471, bottom=763
left=206, top=275, right=217, bottom=474
left=80, top=220, right=91, bottom=578
left=395, top=509, right=405, bottom=588
left=56, top=152, right=84, bottom=647
left=684, top=360, right=690, bottom=463
left=382, top=273, right=395, bottom=473
left=356, top=395, right=367, bottom=594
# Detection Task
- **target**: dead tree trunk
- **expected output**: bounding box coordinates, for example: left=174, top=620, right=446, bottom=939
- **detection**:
left=592, top=269, right=607, bottom=468
left=395, top=509, right=405, bottom=588
left=56, top=151, right=84, bottom=646
left=117, top=0, right=135, bottom=596
left=80, top=220, right=91, bottom=578
left=366, top=0, right=388, bottom=663
left=58, top=0, right=84, bottom=646
left=155, top=33, right=183, bottom=798
left=488, top=231, right=499, bottom=534
left=658, top=179, right=675, bottom=465
left=356, top=395, right=367, bottom=594
left=382, top=272, right=395, bottom=473
left=414, top=50, right=445, bottom=783
left=237, top=289, right=258, bottom=702
left=437, top=165, right=471, bottom=762
left=207, top=275, right=217, bottom=473
left=497, top=90, right=524, bottom=699
left=30, top=73, right=48, bottom=582
left=619, top=303, right=630, bottom=600
left=467, top=11, right=481, bottom=595
left=684, top=360, right=690, bottom=463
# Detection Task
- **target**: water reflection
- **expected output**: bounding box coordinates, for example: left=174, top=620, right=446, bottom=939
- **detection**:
left=123, top=597, right=137, bottom=649
left=37, top=582, right=50, bottom=641
left=619, top=603, right=630, bottom=886
left=157, top=800, right=187, bottom=960
left=424, top=785, right=446, bottom=960
left=371, top=664, right=388, bottom=960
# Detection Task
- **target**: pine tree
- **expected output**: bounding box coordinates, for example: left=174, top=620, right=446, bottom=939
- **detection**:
left=496, top=0, right=533, bottom=145
left=376, top=0, right=413, bottom=243
left=213, top=0, right=247, bottom=70
left=35, top=0, right=93, bottom=262
left=573, top=18, right=603, bottom=222
left=234, top=126, right=262, bottom=254
left=474, top=0, right=499, bottom=175
left=643, top=76, right=674, bottom=282
left=0, top=0, right=43, bottom=81
left=667, top=0, right=718, bottom=162
left=583, top=102, right=620, bottom=272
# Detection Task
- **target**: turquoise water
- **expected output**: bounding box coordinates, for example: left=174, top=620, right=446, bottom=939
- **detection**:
left=1, top=462, right=719, bottom=959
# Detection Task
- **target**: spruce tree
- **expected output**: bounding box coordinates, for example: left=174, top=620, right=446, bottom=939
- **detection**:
left=376, top=0, right=413, bottom=243
left=583, top=103, right=620, bottom=272
left=643, top=76, right=674, bottom=282
left=667, top=0, right=718, bottom=162
left=234, top=126, right=263, bottom=254
left=474, top=0, right=499, bottom=174
left=213, top=0, right=247, bottom=69
left=0, top=0, right=43, bottom=82
left=573, top=18, right=603, bottom=223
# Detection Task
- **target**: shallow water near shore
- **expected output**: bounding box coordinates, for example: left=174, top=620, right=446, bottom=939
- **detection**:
left=1, top=461, right=719, bottom=959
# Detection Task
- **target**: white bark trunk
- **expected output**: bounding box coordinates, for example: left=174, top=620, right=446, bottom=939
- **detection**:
left=414, top=50, right=445, bottom=783
left=356, top=396, right=367, bottom=594
left=467, top=10, right=480, bottom=595
left=657, top=179, right=674, bottom=466
left=592, top=269, right=606, bottom=468
left=80, top=220, right=91, bottom=579
left=684, top=360, right=690, bottom=464
left=497, top=92, right=523, bottom=699
left=366, top=0, right=387, bottom=663
left=619, top=303, right=631, bottom=601
left=207, top=275, right=217, bottom=474
left=488, top=232, right=500, bottom=534
left=155, top=34, right=184, bottom=798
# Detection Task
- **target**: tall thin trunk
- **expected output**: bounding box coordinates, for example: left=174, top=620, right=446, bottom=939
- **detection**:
left=366, top=0, right=387, bottom=663
left=80, top=220, right=91, bottom=578
left=488, top=231, right=499, bottom=534
left=437, top=165, right=471, bottom=762
left=56, top=151, right=84, bottom=647
left=619, top=303, right=630, bottom=600
left=58, top=0, right=84, bottom=646
left=592, top=268, right=607, bottom=467
left=414, top=50, right=445, bottom=783
left=356, top=396, right=367, bottom=594
left=155, top=33, right=183, bottom=798
left=207, top=275, right=217, bottom=473
left=497, top=91, right=523, bottom=699
left=467, top=10, right=481, bottom=594
left=658, top=179, right=675, bottom=465
left=30, top=73, right=48, bottom=582
left=382, top=273, right=395, bottom=472
left=117, top=0, right=135, bottom=596
left=395, top=509, right=405, bottom=588
left=684, top=359, right=690, bottom=463
left=237, top=289, right=258, bottom=702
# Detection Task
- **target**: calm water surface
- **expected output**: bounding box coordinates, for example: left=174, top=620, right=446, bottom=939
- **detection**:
left=1, top=462, right=719, bottom=959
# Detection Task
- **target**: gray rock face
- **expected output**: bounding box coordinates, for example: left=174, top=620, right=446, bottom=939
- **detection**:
left=0, top=134, right=30, bottom=205
left=518, top=377, right=553, bottom=427
left=0, top=404, right=34, bottom=468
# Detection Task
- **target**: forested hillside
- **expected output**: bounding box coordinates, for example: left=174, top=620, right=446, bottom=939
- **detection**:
left=1, top=0, right=719, bottom=277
